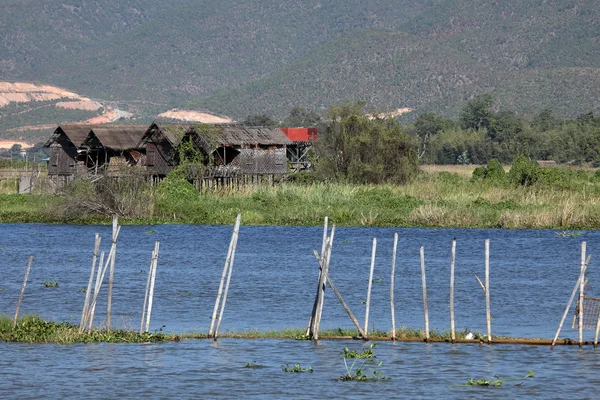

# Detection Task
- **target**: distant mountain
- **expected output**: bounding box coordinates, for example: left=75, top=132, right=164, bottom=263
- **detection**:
left=0, top=0, right=598, bottom=133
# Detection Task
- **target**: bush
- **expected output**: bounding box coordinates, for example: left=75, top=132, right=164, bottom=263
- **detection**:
left=507, top=155, right=540, bottom=186
left=471, top=158, right=506, bottom=184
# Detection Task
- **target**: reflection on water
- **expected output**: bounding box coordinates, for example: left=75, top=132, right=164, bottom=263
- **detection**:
left=1, top=224, right=599, bottom=398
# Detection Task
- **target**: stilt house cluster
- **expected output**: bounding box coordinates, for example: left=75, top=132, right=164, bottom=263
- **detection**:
left=44, top=123, right=316, bottom=185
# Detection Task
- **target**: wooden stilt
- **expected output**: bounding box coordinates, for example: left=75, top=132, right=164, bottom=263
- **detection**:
left=140, top=245, right=154, bottom=334
left=313, top=231, right=334, bottom=340
left=364, top=238, right=377, bottom=336
left=390, top=233, right=398, bottom=341
left=13, top=256, right=34, bottom=329
left=88, top=251, right=106, bottom=333
left=420, top=246, right=429, bottom=341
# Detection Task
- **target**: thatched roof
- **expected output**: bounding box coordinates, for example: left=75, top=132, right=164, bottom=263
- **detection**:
left=87, top=125, right=148, bottom=151
left=141, top=123, right=291, bottom=150
left=44, top=124, right=95, bottom=147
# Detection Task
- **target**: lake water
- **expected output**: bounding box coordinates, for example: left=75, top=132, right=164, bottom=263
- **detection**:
left=1, top=223, right=600, bottom=398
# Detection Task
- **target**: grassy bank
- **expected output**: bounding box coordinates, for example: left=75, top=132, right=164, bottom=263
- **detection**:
left=1, top=166, right=600, bottom=229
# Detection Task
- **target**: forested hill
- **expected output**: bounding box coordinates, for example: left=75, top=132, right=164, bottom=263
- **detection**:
left=1, top=0, right=598, bottom=122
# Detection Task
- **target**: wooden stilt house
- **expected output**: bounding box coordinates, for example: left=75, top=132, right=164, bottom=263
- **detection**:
left=140, top=123, right=292, bottom=180
left=82, top=125, right=148, bottom=175
left=44, top=124, right=94, bottom=178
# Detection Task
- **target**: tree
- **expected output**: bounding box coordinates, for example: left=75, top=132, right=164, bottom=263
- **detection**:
left=531, top=109, right=558, bottom=132
left=315, top=102, right=418, bottom=184
left=281, top=107, right=321, bottom=127
left=243, top=113, right=277, bottom=127
left=460, top=93, right=494, bottom=131
left=412, top=112, right=450, bottom=158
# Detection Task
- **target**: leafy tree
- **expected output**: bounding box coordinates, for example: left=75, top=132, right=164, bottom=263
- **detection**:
left=243, top=113, right=277, bottom=127
left=460, top=93, right=494, bottom=131
left=412, top=112, right=450, bottom=158
left=316, top=102, right=418, bottom=184
left=281, top=107, right=321, bottom=127
left=531, top=109, right=558, bottom=132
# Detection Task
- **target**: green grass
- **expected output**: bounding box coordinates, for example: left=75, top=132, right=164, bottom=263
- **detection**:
left=2, top=166, right=600, bottom=229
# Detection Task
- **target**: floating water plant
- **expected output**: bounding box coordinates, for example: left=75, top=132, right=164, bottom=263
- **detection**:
left=339, top=344, right=389, bottom=381
left=556, top=231, right=581, bottom=237
left=77, top=287, right=86, bottom=293
left=42, top=280, right=59, bottom=288
left=244, top=362, right=264, bottom=369
left=341, top=343, right=376, bottom=359
left=282, top=363, right=313, bottom=373
left=452, top=370, right=534, bottom=388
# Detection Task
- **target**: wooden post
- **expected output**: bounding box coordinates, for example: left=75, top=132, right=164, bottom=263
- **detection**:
left=552, top=255, right=591, bottom=347
left=306, top=217, right=329, bottom=336
left=313, top=235, right=333, bottom=340
left=420, top=246, right=430, bottom=341
left=80, top=234, right=101, bottom=331
left=13, top=256, right=34, bottom=329
left=145, top=241, right=160, bottom=333
left=364, top=237, right=377, bottom=336
left=485, top=239, right=491, bottom=344
left=209, top=214, right=241, bottom=337
left=450, top=238, right=456, bottom=343
left=390, top=233, right=398, bottom=341
left=106, top=216, right=118, bottom=332
left=579, top=241, right=586, bottom=347
left=594, top=307, right=600, bottom=348
left=214, top=216, right=242, bottom=340
left=140, top=246, right=155, bottom=334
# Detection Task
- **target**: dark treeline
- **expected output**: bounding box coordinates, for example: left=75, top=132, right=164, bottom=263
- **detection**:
left=247, top=96, right=600, bottom=183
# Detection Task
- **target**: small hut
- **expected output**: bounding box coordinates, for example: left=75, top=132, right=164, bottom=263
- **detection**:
left=44, top=125, right=94, bottom=178
left=83, top=125, right=148, bottom=174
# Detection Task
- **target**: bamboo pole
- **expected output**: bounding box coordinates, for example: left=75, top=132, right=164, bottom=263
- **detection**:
left=485, top=239, right=491, bottom=344
left=140, top=246, right=155, bottom=334
left=209, top=214, right=241, bottom=337
left=420, top=246, right=430, bottom=341
left=313, top=234, right=333, bottom=340
left=579, top=241, right=586, bottom=347
left=594, top=307, right=600, bottom=348
left=80, top=233, right=101, bottom=331
left=364, top=237, right=377, bottom=336
left=144, top=241, right=160, bottom=333
left=13, top=256, right=34, bottom=329
left=312, top=250, right=366, bottom=338
left=450, top=238, right=456, bottom=343
left=552, top=255, right=591, bottom=348
left=306, top=217, right=329, bottom=336
left=390, top=233, right=398, bottom=341
left=106, top=216, right=119, bottom=332
left=214, top=217, right=242, bottom=340
left=88, top=251, right=106, bottom=333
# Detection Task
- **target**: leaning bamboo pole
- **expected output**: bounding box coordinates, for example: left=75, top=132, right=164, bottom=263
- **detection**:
left=214, top=219, right=241, bottom=340
left=106, top=216, right=119, bottom=332
left=306, top=217, right=329, bottom=336
left=87, top=251, right=106, bottom=333
left=579, top=241, right=586, bottom=347
left=209, top=214, right=241, bottom=337
left=390, top=233, right=398, bottom=341
left=144, top=241, right=160, bottom=333
left=364, top=238, right=377, bottom=336
left=13, top=256, right=34, bottom=329
left=140, top=245, right=155, bottom=334
left=80, top=233, right=101, bottom=331
left=313, top=235, right=333, bottom=340
left=552, top=255, right=591, bottom=348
